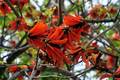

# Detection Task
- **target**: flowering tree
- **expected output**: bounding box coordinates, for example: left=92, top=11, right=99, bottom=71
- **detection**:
left=0, top=0, right=120, bottom=80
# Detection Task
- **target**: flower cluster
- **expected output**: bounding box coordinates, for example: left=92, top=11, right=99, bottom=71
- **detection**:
left=88, top=4, right=118, bottom=19
left=28, top=15, right=91, bottom=66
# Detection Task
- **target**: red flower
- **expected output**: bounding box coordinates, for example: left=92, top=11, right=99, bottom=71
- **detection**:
left=115, top=66, right=120, bottom=75
left=19, top=0, right=28, bottom=9
left=0, top=2, right=11, bottom=16
left=108, top=6, right=117, bottom=15
left=112, top=32, right=120, bottom=40
left=91, top=41, right=98, bottom=48
left=51, top=16, right=59, bottom=26
left=9, top=18, right=27, bottom=31
left=88, top=8, right=98, bottom=19
left=80, top=22, right=91, bottom=36
left=10, top=0, right=17, bottom=5
left=100, top=73, right=112, bottom=80
left=88, top=4, right=107, bottom=19
left=20, top=0, right=28, bottom=4
left=17, top=75, right=23, bottom=80
left=10, top=0, right=28, bottom=9
left=106, top=55, right=116, bottom=69
left=9, top=40, right=16, bottom=48
left=8, top=65, right=18, bottom=72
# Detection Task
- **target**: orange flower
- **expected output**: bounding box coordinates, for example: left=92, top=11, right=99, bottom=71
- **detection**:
left=62, top=26, right=83, bottom=51
left=63, top=15, right=83, bottom=27
left=28, top=25, right=71, bottom=66
left=29, top=21, right=48, bottom=37
left=48, top=27, right=63, bottom=39
left=28, top=37, right=46, bottom=49
left=28, top=21, right=48, bottom=49
left=49, top=38, right=67, bottom=45
left=48, top=27, right=67, bottom=44
left=20, top=65, right=28, bottom=70
left=70, top=48, right=89, bottom=67
left=46, top=45, right=72, bottom=66
left=34, top=41, right=71, bottom=66
left=64, top=28, right=81, bottom=42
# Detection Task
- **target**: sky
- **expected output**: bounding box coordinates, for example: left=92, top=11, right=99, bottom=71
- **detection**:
left=30, top=0, right=119, bottom=11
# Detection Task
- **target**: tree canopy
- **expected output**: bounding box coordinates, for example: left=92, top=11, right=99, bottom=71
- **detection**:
left=0, top=0, right=120, bottom=80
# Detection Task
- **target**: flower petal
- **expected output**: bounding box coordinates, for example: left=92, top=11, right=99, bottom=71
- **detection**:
left=29, top=21, right=48, bottom=37
left=50, top=38, right=67, bottom=45
left=48, top=27, right=63, bottom=39
left=64, top=15, right=83, bottom=27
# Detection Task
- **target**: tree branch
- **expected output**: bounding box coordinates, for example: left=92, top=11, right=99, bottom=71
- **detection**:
left=57, top=0, right=63, bottom=25
left=38, top=64, right=79, bottom=80
left=85, top=20, right=119, bottom=48
left=15, top=33, right=27, bottom=48
left=85, top=19, right=116, bottom=23
left=85, top=6, right=120, bottom=23
left=6, top=45, right=29, bottom=64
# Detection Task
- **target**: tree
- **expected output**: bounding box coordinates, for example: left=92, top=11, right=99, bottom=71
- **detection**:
left=0, top=0, right=120, bottom=80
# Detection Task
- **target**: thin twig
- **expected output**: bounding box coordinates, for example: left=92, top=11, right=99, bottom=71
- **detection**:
left=29, top=49, right=39, bottom=80
left=8, top=69, right=28, bottom=80
left=57, top=0, right=63, bottom=25
left=106, top=0, right=112, bottom=6
left=0, top=16, right=6, bottom=45
left=85, top=18, right=117, bottom=23
left=69, top=0, right=74, bottom=5
left=17, top=0, right=23, bottom=17
left=75, top=67, right=94, bottom=77
left=15, top=33, right=27, bottom=48
left=6, top=45, right=29, bottom=63
left=85, top=20, right=119, bottom=48
left=37, top=64, right=79, bottom=80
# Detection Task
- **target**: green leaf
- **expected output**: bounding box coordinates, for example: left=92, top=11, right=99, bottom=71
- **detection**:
left=109, top=77, right=113, bottom=80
